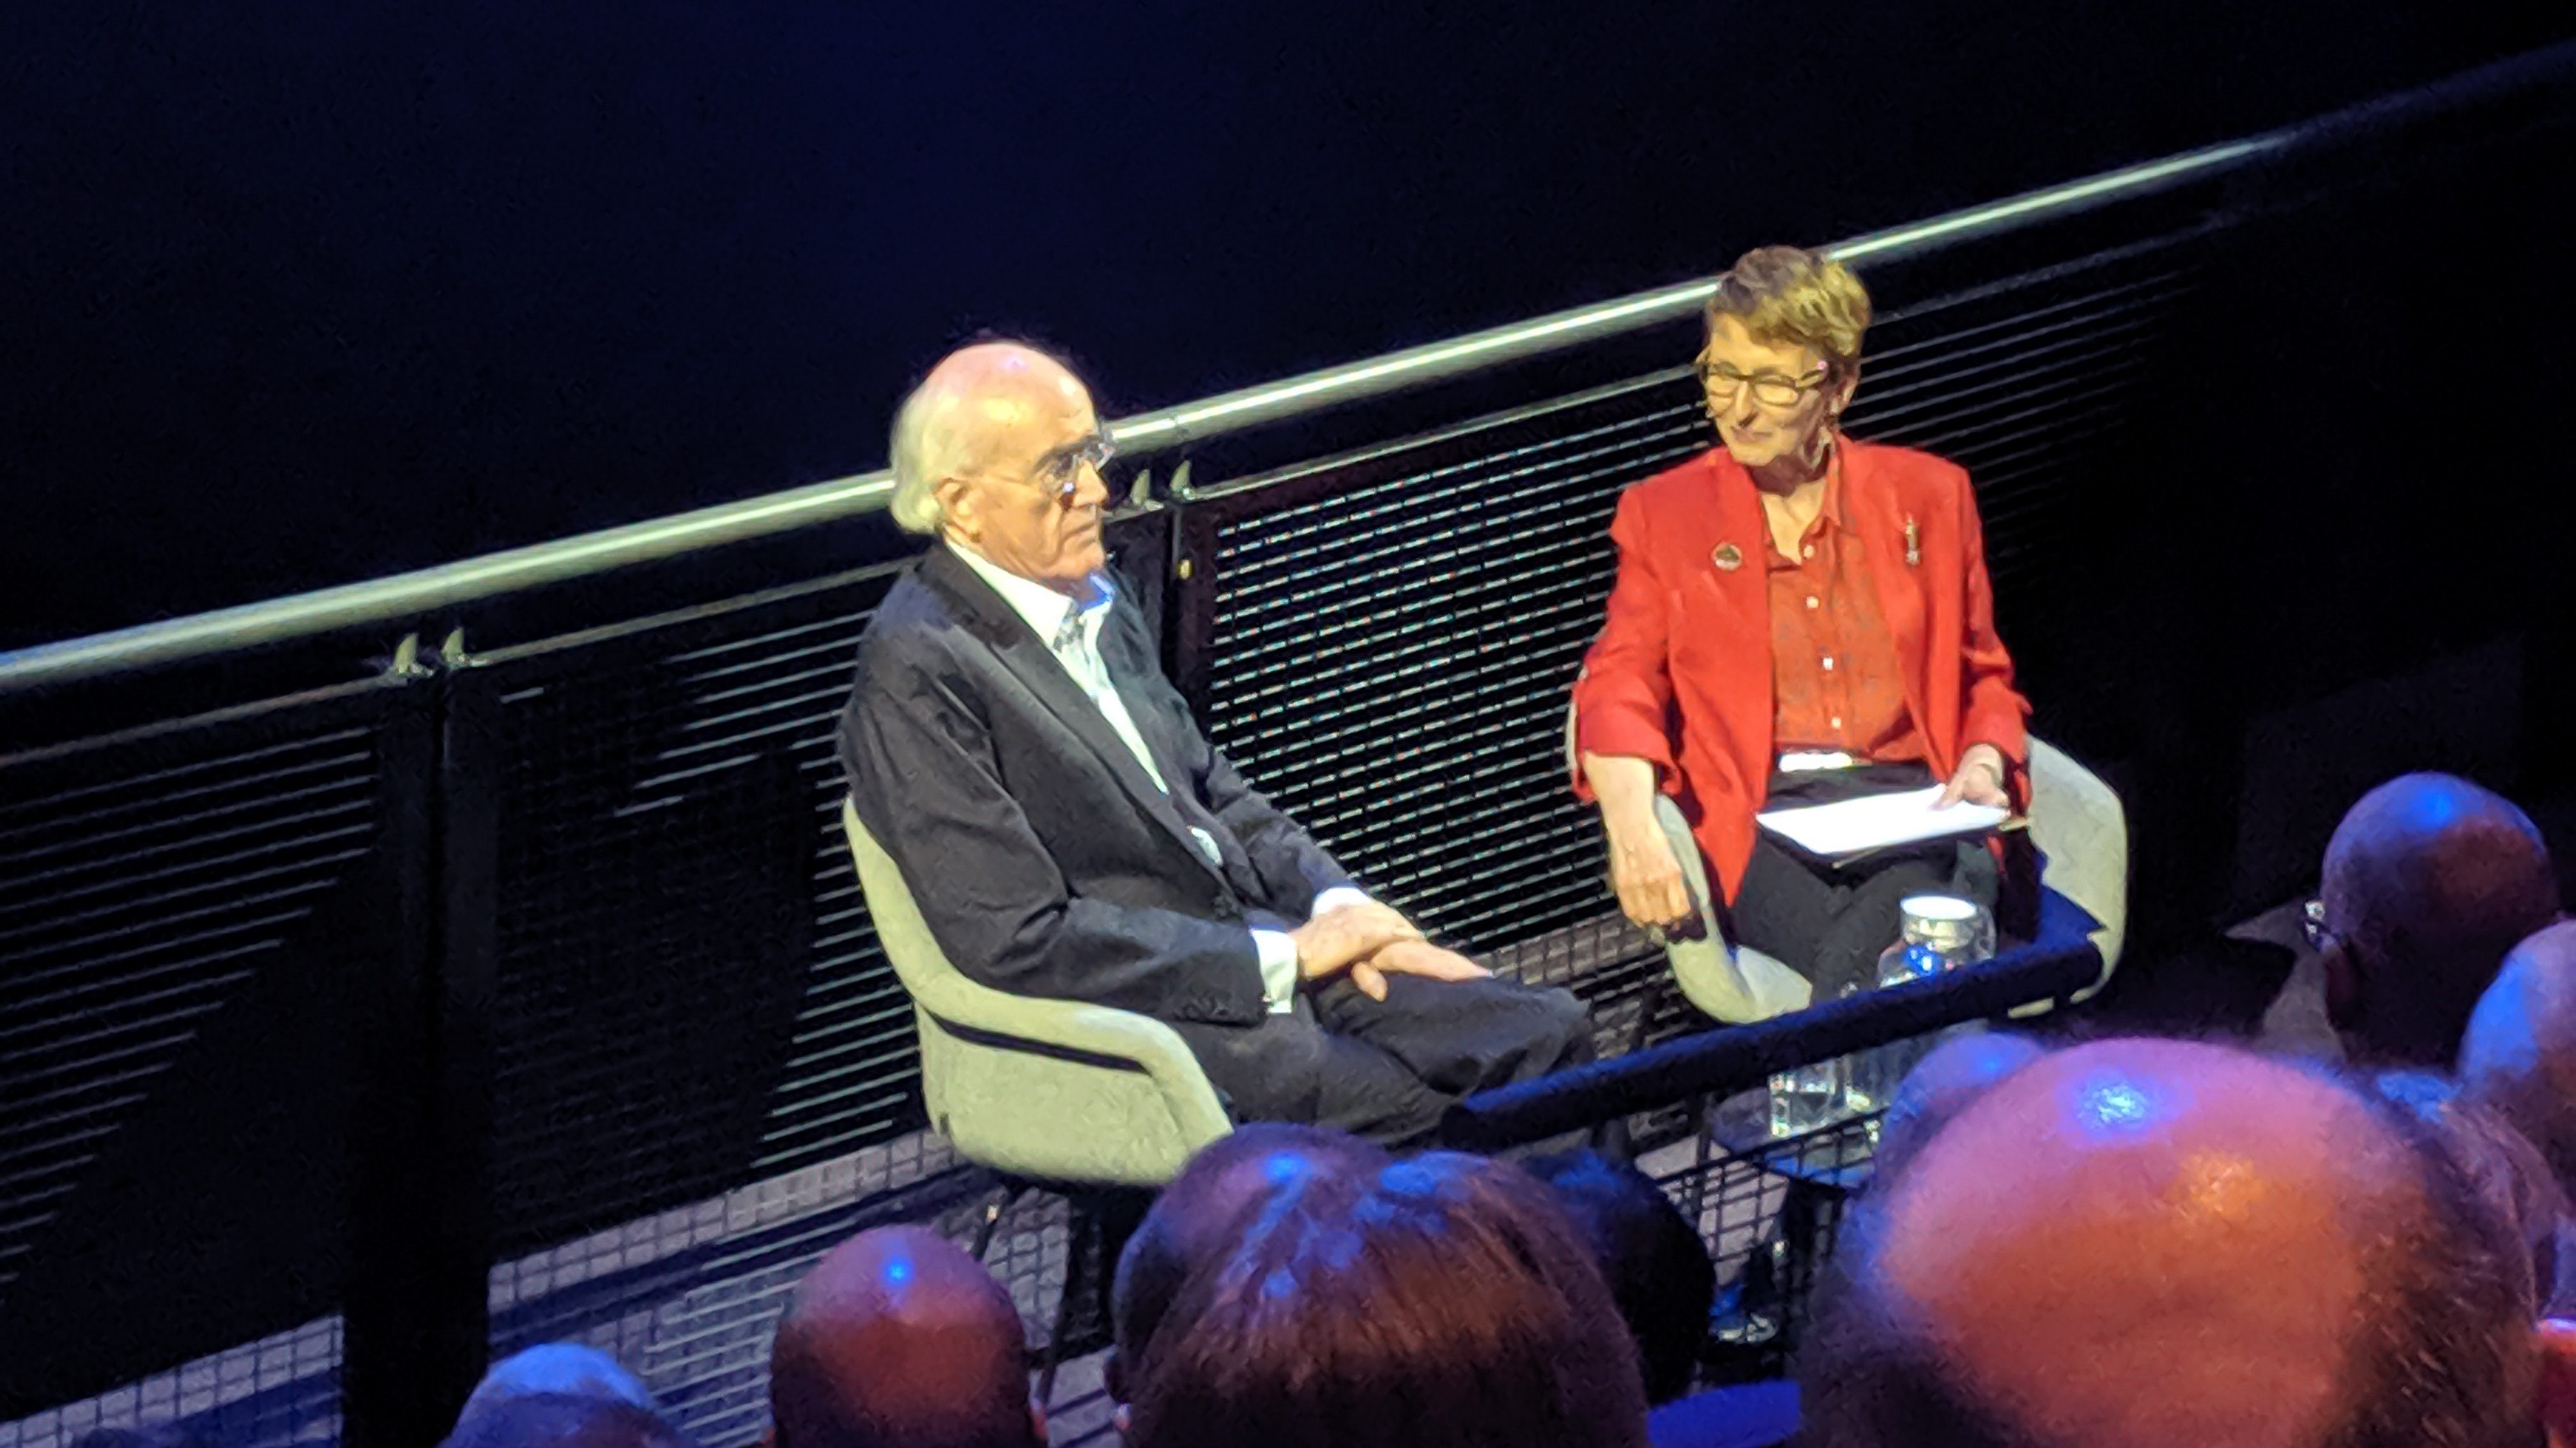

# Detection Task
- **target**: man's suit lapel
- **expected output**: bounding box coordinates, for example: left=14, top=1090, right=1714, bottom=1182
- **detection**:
left=917, top=547, right=1227, bottom=885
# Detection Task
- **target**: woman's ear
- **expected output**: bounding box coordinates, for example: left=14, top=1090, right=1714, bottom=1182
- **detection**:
left=1828, top=363, right=1860, bottom=418
left=2535, top=1316, right=2576, bottom=1445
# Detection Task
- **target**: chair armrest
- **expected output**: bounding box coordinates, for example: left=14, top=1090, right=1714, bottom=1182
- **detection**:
left=919, top=982, right=1234, bottom=1147
left=2025, top=735, right=2129, bottom=983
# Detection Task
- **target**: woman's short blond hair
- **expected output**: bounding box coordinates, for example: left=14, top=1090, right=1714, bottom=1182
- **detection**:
left=1704, top=245, right=1872, bottom=377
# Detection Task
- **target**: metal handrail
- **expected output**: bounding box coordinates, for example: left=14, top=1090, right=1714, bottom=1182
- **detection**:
left=4, top=40, right=2568, bottom=694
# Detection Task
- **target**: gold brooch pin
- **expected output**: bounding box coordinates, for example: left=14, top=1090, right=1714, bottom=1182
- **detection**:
left=1712, top=543, right=1744, bottom=572
left=1903, top=516, right=1920, bottom=568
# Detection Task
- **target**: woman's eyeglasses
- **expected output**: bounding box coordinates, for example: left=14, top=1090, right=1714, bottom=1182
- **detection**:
left=1696, top=361, right=1829, bottom=409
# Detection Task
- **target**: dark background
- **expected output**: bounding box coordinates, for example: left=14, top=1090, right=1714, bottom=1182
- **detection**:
left=3, top=1, right=2565, bottom=648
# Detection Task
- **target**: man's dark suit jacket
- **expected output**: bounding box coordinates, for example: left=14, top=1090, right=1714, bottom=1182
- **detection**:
left=839, top=543, right=1353, bottom=1028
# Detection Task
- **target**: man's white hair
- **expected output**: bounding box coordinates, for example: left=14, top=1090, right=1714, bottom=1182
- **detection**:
left=886, top=340, right=1078, bottom=535
left=887, top=372, right=966, bottom=535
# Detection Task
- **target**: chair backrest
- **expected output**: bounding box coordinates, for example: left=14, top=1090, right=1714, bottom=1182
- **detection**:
left=841, top=798, right=975, bottom=1124
left=838, top=796, right=1234, bottom=1184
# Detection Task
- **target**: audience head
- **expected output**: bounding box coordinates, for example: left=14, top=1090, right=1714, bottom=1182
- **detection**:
left=443, top=1394, right=695, bottom=1448
left=887, top=341, right=1110, bottom=590
left=1112, top=1123, right=1392, bottom=1376
left=769, top=1224, right=1039, bottom=1448
left=2371, top=1067, right=2568, bottom=1314
left=1871, top=1030, right=2046, bottom=1183
left=2317, top=772, right=2557, bottom=1066
left=1522, top=1148, right=1715, bottom=1404
left=1699, top=245, right=1868, bottom=473
left=1127, top=1150, right=1651, bottom=1448
left=457, top=1343, right=660, bottom=1429
left=2464, top=920, right=2576, bottom=1194
left=1801, top=1036, right=2570, bottom=1448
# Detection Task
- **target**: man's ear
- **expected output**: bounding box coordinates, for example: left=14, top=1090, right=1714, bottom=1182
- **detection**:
left=2320, top=941, right=2359, bottom=1033
left=2536, top=1317, right=2576, bottom=1445
left=935, top=476, right=976, bottom=538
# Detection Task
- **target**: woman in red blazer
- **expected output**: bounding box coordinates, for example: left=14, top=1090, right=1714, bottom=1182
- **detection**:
left=1573, top=247, right=2032, bottom=1002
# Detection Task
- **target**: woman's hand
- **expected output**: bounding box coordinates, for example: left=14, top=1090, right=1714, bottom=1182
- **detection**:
left=1938, top=743, right=2011, bottom=809
left=1605, top=814, right=1696, bottom=933
left=1583, top=752, right=1698, bottom=933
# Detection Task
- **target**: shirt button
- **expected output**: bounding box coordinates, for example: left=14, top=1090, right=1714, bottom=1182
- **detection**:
left=1805, top=595, right=1820, bottom=611
left=1830, top=716, right=1843, bottom=729
left=1821, top=655, right=1836, bottom=671
left=1803, top=545, right=1815, bottom=559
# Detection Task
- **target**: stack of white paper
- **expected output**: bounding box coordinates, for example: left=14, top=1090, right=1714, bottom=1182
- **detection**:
left=1755, top=785, right=2008, bottom=860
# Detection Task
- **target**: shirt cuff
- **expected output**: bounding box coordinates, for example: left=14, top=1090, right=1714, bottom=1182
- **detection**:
left=1311, top=885, right=1373, bottom=916
left=1253, top=929, right=1300, bottom=1014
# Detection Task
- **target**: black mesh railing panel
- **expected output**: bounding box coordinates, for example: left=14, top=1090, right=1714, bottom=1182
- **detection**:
left=1660, top=1111, right=1878, bottom=1382
left=0, top=678, right=424, bottom=1429
left=1191, top=390, right=1710, bottom=948
left=0, top=1318, right=344, bottom=1448
left=470, top=569, right=912, bottom=1254
left=1851, top=260, right=2200, bottom=598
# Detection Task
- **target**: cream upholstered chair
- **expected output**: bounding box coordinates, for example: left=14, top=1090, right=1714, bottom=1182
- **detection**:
left=840, top=798, right=1231, bottom=1186
left=1570, top=715, right=2128, bottom=1023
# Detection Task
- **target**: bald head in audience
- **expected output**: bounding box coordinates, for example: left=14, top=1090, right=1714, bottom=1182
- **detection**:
left=769, top=1226, right=1040, bottom=1448
left=1802, top=1037, right=2576, bottom=1448
left=2318, top=772, right=2558, bottom=1065
left=2464, top=920, right=2576, bottom=1194
left=458, top=1344, right=660, bottom=1426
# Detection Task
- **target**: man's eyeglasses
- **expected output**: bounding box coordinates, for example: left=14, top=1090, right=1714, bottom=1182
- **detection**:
left=1696, top=360, right=1830, bottom=409
left=1027, top=433, right=1116, bottom=505
left=2302, top=898, right=2337, bottom=953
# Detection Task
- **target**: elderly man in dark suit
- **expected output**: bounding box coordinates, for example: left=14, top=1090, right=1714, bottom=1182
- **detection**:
left=838, top=342, right=1591, bottom=1145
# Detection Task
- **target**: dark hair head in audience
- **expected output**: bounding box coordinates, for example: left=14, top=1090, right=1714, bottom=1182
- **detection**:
left=1522, top=1148, right=1715, bottom=1404
left=1800, top=1036, right=2576, bottom=1448
left=1127, top=1150, right=1651, bottom=1448
left=441, top=1394, right=696, bottom=1448
left=2371, top=1066, right=2568, bottom=1314
left=2318, top=772, right=2558, bottom=1067
left=1111, top=1121, right=1393, bottom=1378
left=769, top=1224, right=1039, bottom=1448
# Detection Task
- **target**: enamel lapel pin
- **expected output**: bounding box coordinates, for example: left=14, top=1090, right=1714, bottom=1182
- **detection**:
left=1712, top=542, right=1744, bottom=572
